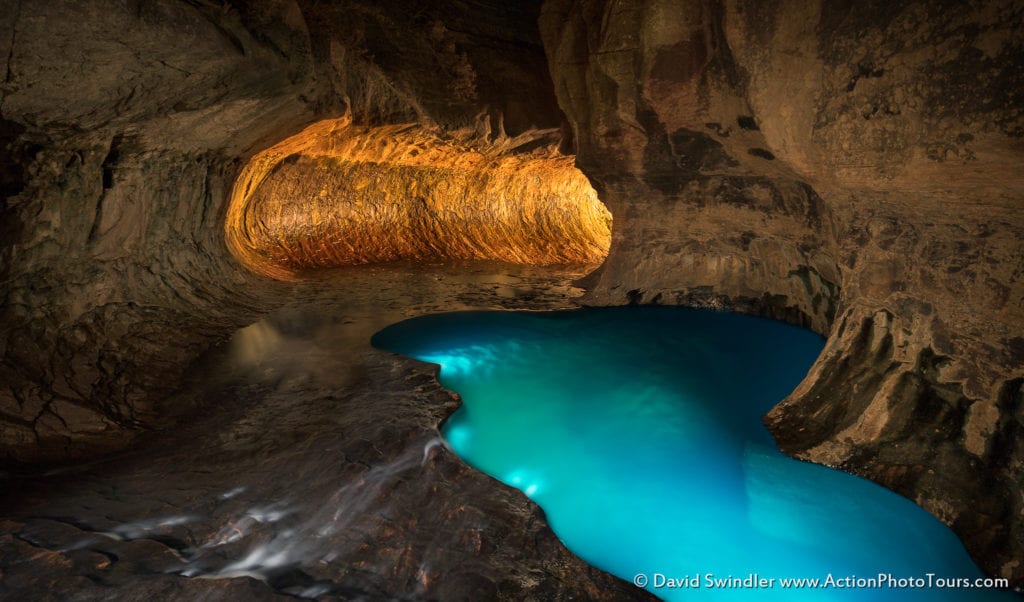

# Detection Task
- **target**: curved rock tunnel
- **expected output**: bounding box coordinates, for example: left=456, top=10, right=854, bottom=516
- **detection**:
left=0, top=0, right=1022, bottom=598
left=225, top=117, right=611, bottom=278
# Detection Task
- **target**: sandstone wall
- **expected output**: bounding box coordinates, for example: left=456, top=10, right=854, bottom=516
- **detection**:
left=0, top=0, right=558, bottom=462
left=0, top=0, right=319, bottom=462
left=540, top=0, right=1024, bottom=582
left=226, top=120, right=610, bottom=278
left=0, top=0, right=1020, bottom=587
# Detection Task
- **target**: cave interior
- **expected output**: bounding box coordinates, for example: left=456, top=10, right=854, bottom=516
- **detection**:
left=0, top=0, right=1022, bottom=599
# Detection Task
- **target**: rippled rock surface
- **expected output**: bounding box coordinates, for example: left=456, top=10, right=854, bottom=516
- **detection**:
left=226, top=119, right=611, bottom=278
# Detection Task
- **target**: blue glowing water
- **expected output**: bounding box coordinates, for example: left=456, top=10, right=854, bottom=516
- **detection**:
left=372, top=307, right=1018, bottom=600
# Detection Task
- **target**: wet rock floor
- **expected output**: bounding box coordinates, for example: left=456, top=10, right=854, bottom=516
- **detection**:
left=0, top=262, right=651, bottom=601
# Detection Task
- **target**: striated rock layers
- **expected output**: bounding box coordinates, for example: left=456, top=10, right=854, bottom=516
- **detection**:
left=226, top=118, right=610, bottom=279
left=0, top=0, right=1021, bottom=594
left=0, top=0, right=644, bottom=598
left=0, top=0, right=325, bottom=464
left=540, top=0, right=1024, bottom=584
left=0, top=0, right=564, bottom=464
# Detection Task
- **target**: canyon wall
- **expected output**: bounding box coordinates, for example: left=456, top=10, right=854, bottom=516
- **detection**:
left=540, top=0, right=1024, bottom=582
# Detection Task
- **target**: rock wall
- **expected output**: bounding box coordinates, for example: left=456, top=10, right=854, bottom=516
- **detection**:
left=226, top=119, right=610, bottom=278
left=540, top=0, right=1024, bottom=583
left=0, top=0, right=1021, bottom=589
left=0, top=0, right=322, bottom=463
left=0, top=0, right=561, bottom=463
left=0, top=1, right=652, bottom=597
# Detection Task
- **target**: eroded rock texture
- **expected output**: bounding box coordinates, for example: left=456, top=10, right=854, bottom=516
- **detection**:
left=0, top=265, right=653, bottom=601
left=0, top=0, right=324, bottom=463
left=0, top=1, right=648, bottom=598
left=540, top=0, right=1024, bottom=583
left=0, top=0, right=1022, bottom=595
left=0, top=0, right=560, bottom=464
left=226, top=118, right=610, bottom=278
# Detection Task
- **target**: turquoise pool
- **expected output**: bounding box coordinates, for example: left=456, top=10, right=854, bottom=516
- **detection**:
left=372, top=307, right=1018, bottom=600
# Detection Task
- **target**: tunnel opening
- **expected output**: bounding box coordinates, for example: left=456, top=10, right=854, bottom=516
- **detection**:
left=225, top=117, right=611, bottom=280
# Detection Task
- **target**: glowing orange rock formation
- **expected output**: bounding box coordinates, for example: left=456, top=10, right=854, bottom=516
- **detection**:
left=226, top=117, right=611, bottom=279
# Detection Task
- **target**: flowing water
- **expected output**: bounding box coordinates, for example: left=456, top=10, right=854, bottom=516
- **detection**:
left=372, top=306, right=1019, bottom=601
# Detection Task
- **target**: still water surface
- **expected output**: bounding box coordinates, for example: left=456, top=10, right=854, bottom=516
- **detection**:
left=373, top=306, right=1017, bottom=600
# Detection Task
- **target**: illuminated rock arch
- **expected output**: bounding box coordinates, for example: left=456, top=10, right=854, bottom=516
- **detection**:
left=226, top=117, right=611, bottom=279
